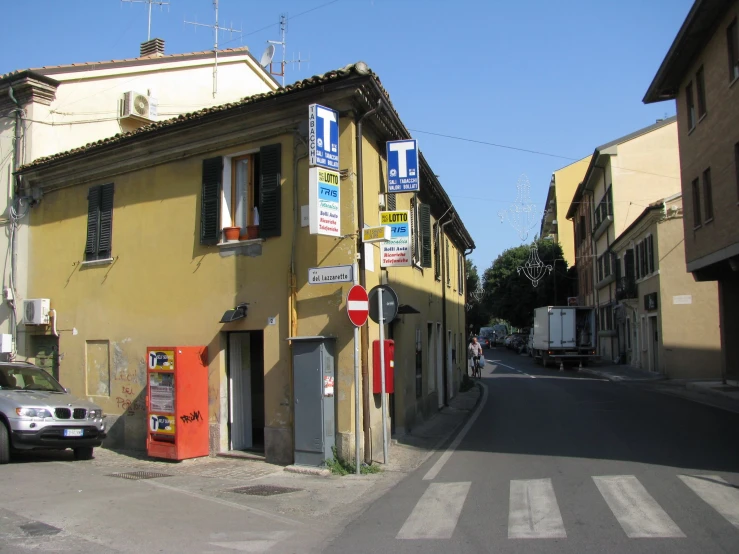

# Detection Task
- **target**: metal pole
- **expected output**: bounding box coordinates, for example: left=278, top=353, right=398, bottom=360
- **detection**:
left=353, top=261, right=361, bottom=475
left=378, top=287, right=388, bottom=464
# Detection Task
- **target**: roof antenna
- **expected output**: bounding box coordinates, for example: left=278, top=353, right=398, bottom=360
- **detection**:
left=261, top=13, right=309, bottom=87
left=185, top=0, right=242, bottom=98
left=121, top=0, right=170, bottom=42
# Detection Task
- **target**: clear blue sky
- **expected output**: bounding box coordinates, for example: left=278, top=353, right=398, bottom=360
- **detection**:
left=0, top=0, right=692, bottom=273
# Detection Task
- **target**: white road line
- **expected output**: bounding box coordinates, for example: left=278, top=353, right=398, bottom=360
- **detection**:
left=593, top=475, right=684, bottom=538
left=488, top=360, right=535, bottom=378
left=422, top=383, right=489, bottom=481
left=679, top=475, right=739, bottom=528
left=396, top=482, right=471, bottom=539
left=209, top=531, right=293, bottom=553
left=508, top=478, right=566, bottom=539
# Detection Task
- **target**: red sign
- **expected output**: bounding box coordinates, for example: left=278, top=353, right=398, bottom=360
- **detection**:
left=347, top=285, right=369, bottom=327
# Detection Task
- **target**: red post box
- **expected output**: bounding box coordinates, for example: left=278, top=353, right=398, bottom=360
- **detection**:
left=372, top=339, right=394, bottom=394
left=146, top=346, right=209, bottom=460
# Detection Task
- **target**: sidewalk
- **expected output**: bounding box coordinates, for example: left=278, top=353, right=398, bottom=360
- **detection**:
left=580, top=363, right=739, bottom=413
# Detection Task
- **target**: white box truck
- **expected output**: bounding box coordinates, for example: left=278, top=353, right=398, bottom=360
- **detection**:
left=531, top=306, right=597, bottom=368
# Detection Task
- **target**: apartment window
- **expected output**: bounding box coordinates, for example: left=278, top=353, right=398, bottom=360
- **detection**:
left=728, top=18, right=739, bottom=82
left=599, top=305, right=613, bottom=332
left=685, top=82, right=696, bottom=130
left=415, top=328, right=423, bottom=398
left=696, top=66, right=707, bottom=118
left=410, top=197, right=432, bottom=269
left=458, top=252, right=464, bottom=294
left=386, top=193, right=396, bottom=211
left=200, top=144, right=282, bottom=245
left=634, top=236, right=654, bottom=279
left=578, top=216, right=586, bottom=244
left=703, top=168, right=714, bottom=222
left=691, top=177, right=702, bottom=228
left=84, top=183, right=114, bottom=262
left=433, top=223, right=441, bottom=280
left=594, top=186, right=613, bottom=229
left=445, top=238, right=451, bottom=286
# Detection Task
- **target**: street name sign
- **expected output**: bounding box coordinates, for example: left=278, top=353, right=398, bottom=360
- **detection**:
left=387, top=139, right=419, bottom=193
left=309, top=104, right=339, bottom=170
left=308, top=265, right=353, bottom=285
left=347, top=285, right=369, bottom=327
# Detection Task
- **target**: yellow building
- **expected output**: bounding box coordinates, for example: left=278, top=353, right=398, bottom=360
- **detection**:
left=16, top=63, right=474, bottom=465
left=539, top=156, right=591, bottom=266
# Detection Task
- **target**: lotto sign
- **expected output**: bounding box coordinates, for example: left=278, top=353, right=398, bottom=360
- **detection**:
left=309, top=104, right=339, bottom=170
left=148, top=350, right=174, bottom=371
left=380, top=210, right=412, bottom=267
left=387, top=139, right=419, bottom=193
left=309, top=168, right=341, bottom=236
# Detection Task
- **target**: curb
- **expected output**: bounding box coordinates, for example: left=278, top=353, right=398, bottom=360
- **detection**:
left=284, top=465, right=331, bottom=477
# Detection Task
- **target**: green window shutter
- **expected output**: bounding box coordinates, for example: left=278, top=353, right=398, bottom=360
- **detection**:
left=97, top=183, right=114, bottom=259
left=420, top=203, right=431, bottom=268
left=259, top=143, right=282, bottom=238
left=433, top=222, right=440, bottom=279
left=85, top=186, right=101, bottom=260
left=387, top=193, right=396, bottom=211
left=200, top=157, right=223, bottom=245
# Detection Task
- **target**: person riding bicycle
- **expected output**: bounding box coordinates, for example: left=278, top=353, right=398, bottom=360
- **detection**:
left=468, top=336, right=483, bottom=377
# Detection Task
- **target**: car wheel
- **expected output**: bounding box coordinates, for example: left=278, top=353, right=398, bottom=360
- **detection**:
left=73, top=446, right=94, bottom=461
left=0, top=422, right=10, bottom=464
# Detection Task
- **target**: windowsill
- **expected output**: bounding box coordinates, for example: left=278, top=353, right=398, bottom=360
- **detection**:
left=730, top=74, right=739, bottom=89
left=693, top=224, right=702, bottom=231
left=635, top=271, right=659, bottom=284
left=688, top=125, right=696, bottom=136
left=704, top=217, right=714, bottom=225
left=80, top=257, right=114, bottom=267
left=217, top=238, right=264, bottom=249
left=698, top=113, right=707, bottom=123
left=598, top=330, right=617, bottom=337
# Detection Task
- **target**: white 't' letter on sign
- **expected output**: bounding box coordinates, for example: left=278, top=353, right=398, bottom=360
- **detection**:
left=316, top=106, right=336, bottom=150
left=389, top=142, right=414, bottom=178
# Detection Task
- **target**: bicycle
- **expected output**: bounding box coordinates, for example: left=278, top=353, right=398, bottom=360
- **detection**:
left=471, top=355, right=482, bottom=378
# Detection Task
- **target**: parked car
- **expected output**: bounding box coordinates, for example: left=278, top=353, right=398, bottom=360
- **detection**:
left=0, top=362, right=106, bottom=464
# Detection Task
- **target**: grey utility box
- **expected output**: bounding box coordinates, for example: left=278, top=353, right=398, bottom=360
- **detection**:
left=289, top=336, right=336, bottom=467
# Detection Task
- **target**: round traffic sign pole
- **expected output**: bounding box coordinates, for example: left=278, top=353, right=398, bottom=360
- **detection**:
left=347, top=285, right=369, bottom=327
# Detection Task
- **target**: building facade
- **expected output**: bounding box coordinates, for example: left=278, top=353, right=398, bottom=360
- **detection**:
left=15, top=64, right=474, bottom=465
left=0, top=40, right=278, bottom=373
left=567, top=119, right=681, bottom=362
left=644, top=0, right=739, bottom=380
left=611, top=195, right=721, bottom=377
left=540, top=156, right=591, bottom=267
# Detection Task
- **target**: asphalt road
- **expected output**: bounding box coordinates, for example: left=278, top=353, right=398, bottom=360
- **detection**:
left=324, top=346, right=739, bottom=554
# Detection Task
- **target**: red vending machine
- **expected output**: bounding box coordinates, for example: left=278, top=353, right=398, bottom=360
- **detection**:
left=146, top=346, right=209, bottom=460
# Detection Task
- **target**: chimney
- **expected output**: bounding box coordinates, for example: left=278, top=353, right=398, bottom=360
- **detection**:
left=140, top=38, right=165, bottom=58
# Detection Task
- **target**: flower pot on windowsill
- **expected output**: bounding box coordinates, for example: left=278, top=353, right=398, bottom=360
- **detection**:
left=223, top=226, right=241, bottom=242
left=241, top=225, right=259, bottom=240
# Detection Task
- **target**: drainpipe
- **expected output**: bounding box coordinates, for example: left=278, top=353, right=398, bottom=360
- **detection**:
left=8, top=85, right=25, bottom=361
left=440, top=213, right=455, bottom=406
left=356, top=99, right=381, bottom=463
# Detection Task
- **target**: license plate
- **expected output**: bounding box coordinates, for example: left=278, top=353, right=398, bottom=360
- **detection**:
left=63, top=429, right=84, bottom=437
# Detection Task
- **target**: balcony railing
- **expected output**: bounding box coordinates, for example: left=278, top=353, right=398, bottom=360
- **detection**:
left=615, top=277, right=637, bottom=301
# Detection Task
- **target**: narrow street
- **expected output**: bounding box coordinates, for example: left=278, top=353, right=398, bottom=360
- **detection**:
left=324, top=346, right=739, bottom=554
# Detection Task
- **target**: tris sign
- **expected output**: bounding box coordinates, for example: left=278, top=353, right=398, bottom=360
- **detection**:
left=309, top=167, right=341, bottom=236
left=387, top=139, right=419, bottom=193
left=380, top=210, right=412, bottom=267
left=309, top=104, right=339, bottom=170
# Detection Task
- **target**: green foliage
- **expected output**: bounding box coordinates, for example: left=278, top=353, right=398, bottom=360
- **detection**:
left=483, top=240, right=570, bottom=328
left=325, top=447, right=382, bottom=476
left=465, top=259, right=491, bottom=331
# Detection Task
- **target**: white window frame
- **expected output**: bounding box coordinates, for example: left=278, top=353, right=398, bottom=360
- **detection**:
left=220, top=148, right=260, bottom=230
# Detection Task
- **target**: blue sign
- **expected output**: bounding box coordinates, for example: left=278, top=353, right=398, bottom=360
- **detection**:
left=309, top=104, right=339, bottom=170
left=386, top=139, right=419, bottom=193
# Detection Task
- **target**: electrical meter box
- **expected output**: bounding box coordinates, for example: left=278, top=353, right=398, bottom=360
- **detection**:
left=289, top=336, right=336, bottom=467
left=146, top=346, right=209, bottom=461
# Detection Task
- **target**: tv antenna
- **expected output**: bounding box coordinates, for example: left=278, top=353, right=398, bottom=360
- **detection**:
left=260, top=13, right=309, bottom=87
left=185, top=0, right=242, bottom=98
left=121, top=0, right=170, bottom=42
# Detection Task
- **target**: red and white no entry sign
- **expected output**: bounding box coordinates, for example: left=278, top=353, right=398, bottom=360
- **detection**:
left=347, top=285, right=369, bottom=327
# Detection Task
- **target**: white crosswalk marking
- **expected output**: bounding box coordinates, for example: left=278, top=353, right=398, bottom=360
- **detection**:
left=679, top=475, right=739, bottom=529
left=396, top=482, right=471, bottom=539
left=208, top=531, right=292, bottom=552
left=593, top=475, right=685, bottom=538
left=508, top=478, right=566, bottom=539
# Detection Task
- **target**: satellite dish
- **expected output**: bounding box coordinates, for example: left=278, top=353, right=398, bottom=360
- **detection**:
left=260, top=44, right=276, bottom=67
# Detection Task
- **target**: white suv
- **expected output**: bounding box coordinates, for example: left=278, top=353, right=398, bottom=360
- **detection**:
left=0, top=362, right=106, bottom=463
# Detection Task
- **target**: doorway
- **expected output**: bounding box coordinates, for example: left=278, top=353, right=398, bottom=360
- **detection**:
left=436, top=323, right=443, bottom=408
left=446, top=329, right=453, bottom=403
left=648, top=316, right=659, bottom=373
left=228, top=331, right=265, bottom=452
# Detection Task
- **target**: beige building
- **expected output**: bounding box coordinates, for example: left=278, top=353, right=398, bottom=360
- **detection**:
left=569, top=118, right=682, bottom=362
left=15, top=63, right=474, bottom=465
left=644, top=0, right=739, bottom=380
left=611, top=194, right=720, bottom=377
left=0, top=39, right=278, bottom=372
left=540, top=156, right=591, bottom=267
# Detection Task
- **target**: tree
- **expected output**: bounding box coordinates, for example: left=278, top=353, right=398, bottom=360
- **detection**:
left=483, top=240, right=569, bottom=328
left=465, top=259, right=490, bottom=332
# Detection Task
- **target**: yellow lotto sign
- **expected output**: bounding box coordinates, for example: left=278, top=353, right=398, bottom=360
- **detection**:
left=380, top=211, right=409, bottom=225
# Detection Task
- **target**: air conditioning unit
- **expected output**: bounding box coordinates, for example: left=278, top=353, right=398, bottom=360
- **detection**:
left=23, top=299, right=50, bottom=325
left=120, top=91, right=157, bottom=121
